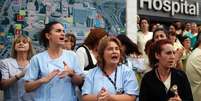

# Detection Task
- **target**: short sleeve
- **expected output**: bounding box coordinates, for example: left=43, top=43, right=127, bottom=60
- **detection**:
left=123, top=69, right=139, bottom=96
left=0, top=60, right=9, bottom=79
left=24, top=56, right=40, bottom=81
left=81, top=73, right=93, bottom=95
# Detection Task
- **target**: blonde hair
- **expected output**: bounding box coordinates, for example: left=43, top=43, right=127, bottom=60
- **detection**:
left=11, top=35, right=34, bottom=60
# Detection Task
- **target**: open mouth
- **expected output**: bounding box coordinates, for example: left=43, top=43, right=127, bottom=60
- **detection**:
left=18, top=46, right=25, bottom=48
left=111, top=55, right=119, bottom=60
left=59, top=37, right=64, bottom=41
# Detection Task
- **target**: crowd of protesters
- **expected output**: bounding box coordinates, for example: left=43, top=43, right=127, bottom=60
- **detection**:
left=0, top=17, right=200, bottom=101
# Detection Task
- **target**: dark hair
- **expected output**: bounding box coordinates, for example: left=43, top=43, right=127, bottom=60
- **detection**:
left=179, top=35, right=190, bottom=44
left=148, top=39, right=172, bottom=68
left=168, top=31, right=177, bottom=36
left=65, top=33, right=76, bottom=50
left=116, top=34, right=141, bottom=56
left=151, top=28, right=167, bottom=42
left=97, top=36, right=123, bottom=68
left=144, top=39, right=153, bottom=55
left=84, top=28, right=108, bottom=50
left=40, top=21, right=62, bottom=48
left=139, top=17, right=149, bottom=26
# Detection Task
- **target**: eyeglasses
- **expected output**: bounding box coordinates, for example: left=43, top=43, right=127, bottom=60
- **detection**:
left=15, top=39, right=29, bottom=44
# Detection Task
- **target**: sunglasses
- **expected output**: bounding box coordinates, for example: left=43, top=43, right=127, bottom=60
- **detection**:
left=15, top=39, right=29, bottom=44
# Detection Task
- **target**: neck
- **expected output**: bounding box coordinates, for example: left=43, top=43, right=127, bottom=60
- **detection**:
left=157, top=66, right=170, bottom=77
left=16, top=52, right=28, bottom=61
left=48, top=46, right=63, bottom=59
left=142, top=30, right=148, bottom=34
left=16, top=52, right=29, bottom=68
left=103, top=64, right=117, bottom=75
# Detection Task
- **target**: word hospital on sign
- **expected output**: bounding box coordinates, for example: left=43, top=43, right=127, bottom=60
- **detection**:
left=140, top=0, right=200, bottom=16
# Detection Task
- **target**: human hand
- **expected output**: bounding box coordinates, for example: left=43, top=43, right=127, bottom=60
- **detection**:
left=175, top=48, right=184, bottom=62
left=168, top=95, right=182, bottom=101
left=97, top=87, right=111, bottom=101
left=40, top=69, right=60, bottom=83
left=15, top=69, right=27, bottom=79
left=57, top=61, right=75, bottom=79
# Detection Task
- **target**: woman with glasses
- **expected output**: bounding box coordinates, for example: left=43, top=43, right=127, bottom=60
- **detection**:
left=24, top=21, right=83, bottom=101
left=0, top=35, right=34, bottom=101
left=82, top=36, right=138, bottom=101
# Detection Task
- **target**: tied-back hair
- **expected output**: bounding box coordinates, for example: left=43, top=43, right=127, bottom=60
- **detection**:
left=84, top=28, right=108, bottom=50
left=40, top=21, right=62, bottom=48
left=148, top=39, right=172, bottom=68
left=97, top=36, right=123, bottom=68
left=11, top=35, right=34, bottom=60
left=116, top=34, right=141, bottom=56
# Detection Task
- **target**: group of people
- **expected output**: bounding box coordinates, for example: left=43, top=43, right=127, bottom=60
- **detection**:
left=0, top=19, right=199, bottom=101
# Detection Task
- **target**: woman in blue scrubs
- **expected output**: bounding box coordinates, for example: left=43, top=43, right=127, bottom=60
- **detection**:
left=82, top=36, right=139, bottom=101
left=24, top=21, right=83, bottom=101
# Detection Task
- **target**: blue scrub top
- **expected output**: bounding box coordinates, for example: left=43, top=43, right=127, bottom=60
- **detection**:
left=82, top=64, right=139, bottom=96
left=24, top=50, right=82, bottom=101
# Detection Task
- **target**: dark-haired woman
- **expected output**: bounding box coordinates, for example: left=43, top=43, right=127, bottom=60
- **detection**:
left=117, top=34, right=144, bottom=83
left=139, top=39, right=193, bottom=101
left=24, top=21, right=83, bottom=101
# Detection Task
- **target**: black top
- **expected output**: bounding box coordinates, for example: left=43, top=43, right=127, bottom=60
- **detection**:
left=139, top=68, right=193, bottom=101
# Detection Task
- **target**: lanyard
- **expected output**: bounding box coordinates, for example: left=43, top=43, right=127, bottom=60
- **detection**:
left=102, top=68, right=117, bottom=90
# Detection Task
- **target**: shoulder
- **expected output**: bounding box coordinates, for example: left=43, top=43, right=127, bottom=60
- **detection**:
left=76, top=46, right=87, bottom=52
left=86, top=66, right=100, bottom=77
left=0, top=58, right=16, bottom=68
left=0, top=58, right=15, bottom=63
left=142, top=69, right=155, bottom=80
left=63, top=50, right=77, bottom=56
left=171, top=68, right=187, bottom=79
left=118, top=64, right=135, bottom=75
left=29, top=51, right=48, bottom=63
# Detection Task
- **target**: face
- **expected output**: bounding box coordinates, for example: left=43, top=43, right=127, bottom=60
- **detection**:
left=152, top=25, right=157, bottom=32
left=140, top=19, right=149, bottom=31
left=185, top=23, right=191, bottom=30
left=156, top=44, right=175, bottom=69
left=182, top=38, right=191, bottom=49
left=46, top=23, right=65, bottom=46
left=103, top=41, right=121, bottom=66
left=64, top=37, right=74, bottom=50
left=175, top=22, right=181, bottom=29
left=15, top=38, right=30, bottom=52
left=169, top=34, right=177, bottom=43
left=169, top=25, right=176, bottom=32
left=191, top=23, right=197, bottom=32
left=154, top=31, right=167, bottom=42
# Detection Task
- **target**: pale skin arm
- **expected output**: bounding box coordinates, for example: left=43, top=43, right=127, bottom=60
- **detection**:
left=1, top=71, right=25, bottom=89
left=25, top=70, right=59, bottom=92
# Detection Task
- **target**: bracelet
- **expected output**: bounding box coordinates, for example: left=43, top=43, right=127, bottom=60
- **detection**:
left=15, top=75, right=20, bottom=80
